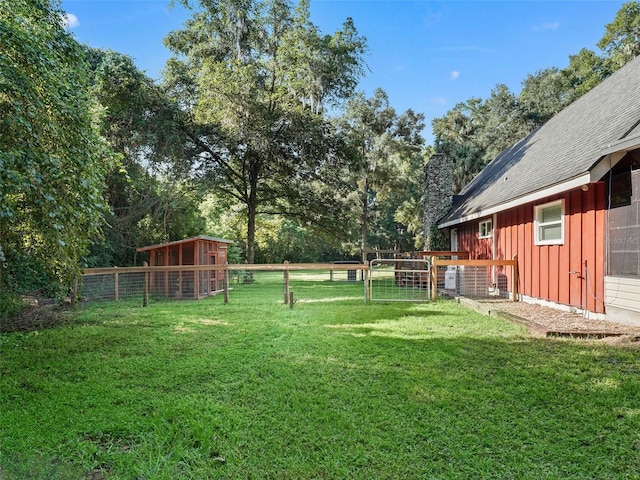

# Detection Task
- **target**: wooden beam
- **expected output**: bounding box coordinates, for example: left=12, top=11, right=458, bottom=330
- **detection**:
left=432, top=259, right=517, bottom=267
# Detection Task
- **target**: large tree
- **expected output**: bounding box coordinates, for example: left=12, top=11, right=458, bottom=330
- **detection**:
left=518, top=68, right=573, bottom=127
left=431, top=99, right=485, bottom=193
left=336, top=88, right=424, bottom=259
left=0, top=0, right=112, bottom=295
left=163, top=0, right=366, bottom=263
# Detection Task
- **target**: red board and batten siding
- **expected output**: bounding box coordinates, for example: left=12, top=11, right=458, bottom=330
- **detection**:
left=456, top=183, right=606, bottom=314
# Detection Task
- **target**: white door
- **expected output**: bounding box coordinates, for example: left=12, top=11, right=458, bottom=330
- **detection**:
left=450, top=228, right=458, bottom=258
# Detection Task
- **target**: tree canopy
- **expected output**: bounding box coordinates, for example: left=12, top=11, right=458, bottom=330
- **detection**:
left=335, top=88, right=425, bottom=258
left=85, top=48, right=207, bottom=267
left=598, top=1, right=640, bottom=68
left=163, top=0, right=367, bottom=263
left=0, top=0, right=112, bottom=295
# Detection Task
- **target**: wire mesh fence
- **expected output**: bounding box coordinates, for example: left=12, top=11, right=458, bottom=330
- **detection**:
left=80, top=271, right=145, bottom=302
left=432, top=257, right=518, bottom=302
left=79, top=256, right=518, bottom=306
left=80, top=263, right=370, bottom=305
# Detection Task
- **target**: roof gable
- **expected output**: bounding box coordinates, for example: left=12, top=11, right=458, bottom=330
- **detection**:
left=441, top=55, right=640, bottom=226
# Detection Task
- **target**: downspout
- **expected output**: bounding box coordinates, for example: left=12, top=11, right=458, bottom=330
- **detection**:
left=492, top=213, right=498, bottom=285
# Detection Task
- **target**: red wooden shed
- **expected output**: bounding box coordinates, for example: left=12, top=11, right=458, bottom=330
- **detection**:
left=136, top=235, right=233, bottom=300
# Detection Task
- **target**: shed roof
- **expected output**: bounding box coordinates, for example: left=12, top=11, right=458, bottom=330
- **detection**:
left=439, top=55, right=640, bottom=228
left=136, top=235, right=234, bottom=253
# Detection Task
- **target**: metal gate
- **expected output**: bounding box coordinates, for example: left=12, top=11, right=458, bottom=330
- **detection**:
left=369, top=258, right=431, bottom=302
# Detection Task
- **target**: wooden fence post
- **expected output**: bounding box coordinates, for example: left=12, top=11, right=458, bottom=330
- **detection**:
left=71, top=277, right=78, bottom=306
left=363, top=262, right=369, bottom=303
left=143, top=261, right=149, bottom=307
left=114, top=267, right=119, bottom=301
left=289, top=291, right=294, bottom=309
left=284, top=260, right=290, bottom=304
left=224, top=264, right=229, bottom=304
left=430, top=256, right=437, bottom=301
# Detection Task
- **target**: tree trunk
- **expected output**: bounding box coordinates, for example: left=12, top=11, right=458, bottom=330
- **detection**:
left=246, top=201, right=256, bottom=264
left=360, top=174, right=369, bottom=266
left=245, top=162, right=260, bottom=265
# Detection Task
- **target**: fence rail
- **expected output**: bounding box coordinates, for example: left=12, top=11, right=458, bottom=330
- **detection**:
left=80, top=262, right=371, bottom=305
left=79, top=255, right=519, bottom=306
left=82, top=263, right=371, bottom=275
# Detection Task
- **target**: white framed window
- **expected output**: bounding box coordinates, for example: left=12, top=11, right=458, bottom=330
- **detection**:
left=479, top=219, right=492, bottom=239
left=534, top=200, right=564, bottom=245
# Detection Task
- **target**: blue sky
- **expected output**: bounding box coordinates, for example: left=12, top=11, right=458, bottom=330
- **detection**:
left=60, top=0, right=627, bottom=143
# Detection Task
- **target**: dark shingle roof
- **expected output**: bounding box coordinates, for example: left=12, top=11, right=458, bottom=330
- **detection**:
left=440, top=55, right=640, bottom=226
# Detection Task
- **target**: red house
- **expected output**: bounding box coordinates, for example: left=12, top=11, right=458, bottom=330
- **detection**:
left=434, top=55, right=640, bottom=325
left=136, top=235, right=233, bottom=299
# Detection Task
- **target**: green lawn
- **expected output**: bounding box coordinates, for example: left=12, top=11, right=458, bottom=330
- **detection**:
left=1, top=275, right=639, bottom=479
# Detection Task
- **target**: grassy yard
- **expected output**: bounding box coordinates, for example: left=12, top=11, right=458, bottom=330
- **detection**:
left=1, top=274, right=639, bottom=479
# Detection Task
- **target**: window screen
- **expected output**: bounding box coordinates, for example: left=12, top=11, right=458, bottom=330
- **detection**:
left=608, top=151, right=640, bottom=277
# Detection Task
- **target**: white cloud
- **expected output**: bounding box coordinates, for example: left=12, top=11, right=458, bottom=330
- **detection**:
left=430, top=96, right=448, bottom=105
left=450, top=70, right=460, bottom=80
left=533, top=21, right=560, bottom=32
left=62, top=12, right=80, bottom=29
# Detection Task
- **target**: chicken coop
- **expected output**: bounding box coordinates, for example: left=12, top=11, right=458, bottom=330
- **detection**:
left=136, top=235, right=233, bottom=300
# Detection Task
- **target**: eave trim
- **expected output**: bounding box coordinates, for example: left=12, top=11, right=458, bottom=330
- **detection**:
left=438, top=173, right=591, bottom=229
left=601, top=133, right=640, bottom=156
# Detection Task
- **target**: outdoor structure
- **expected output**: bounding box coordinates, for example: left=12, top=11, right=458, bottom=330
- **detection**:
left=136, top=235, right=233, bottom=300
left=427, top=55, right=640, bottom=325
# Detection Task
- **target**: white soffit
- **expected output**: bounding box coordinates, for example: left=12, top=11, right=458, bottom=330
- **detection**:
left=438, top=174, right=591, bottom=229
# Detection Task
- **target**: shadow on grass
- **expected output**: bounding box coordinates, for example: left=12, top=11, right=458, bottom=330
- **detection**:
left=3, top=293, right=640, bottom=479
